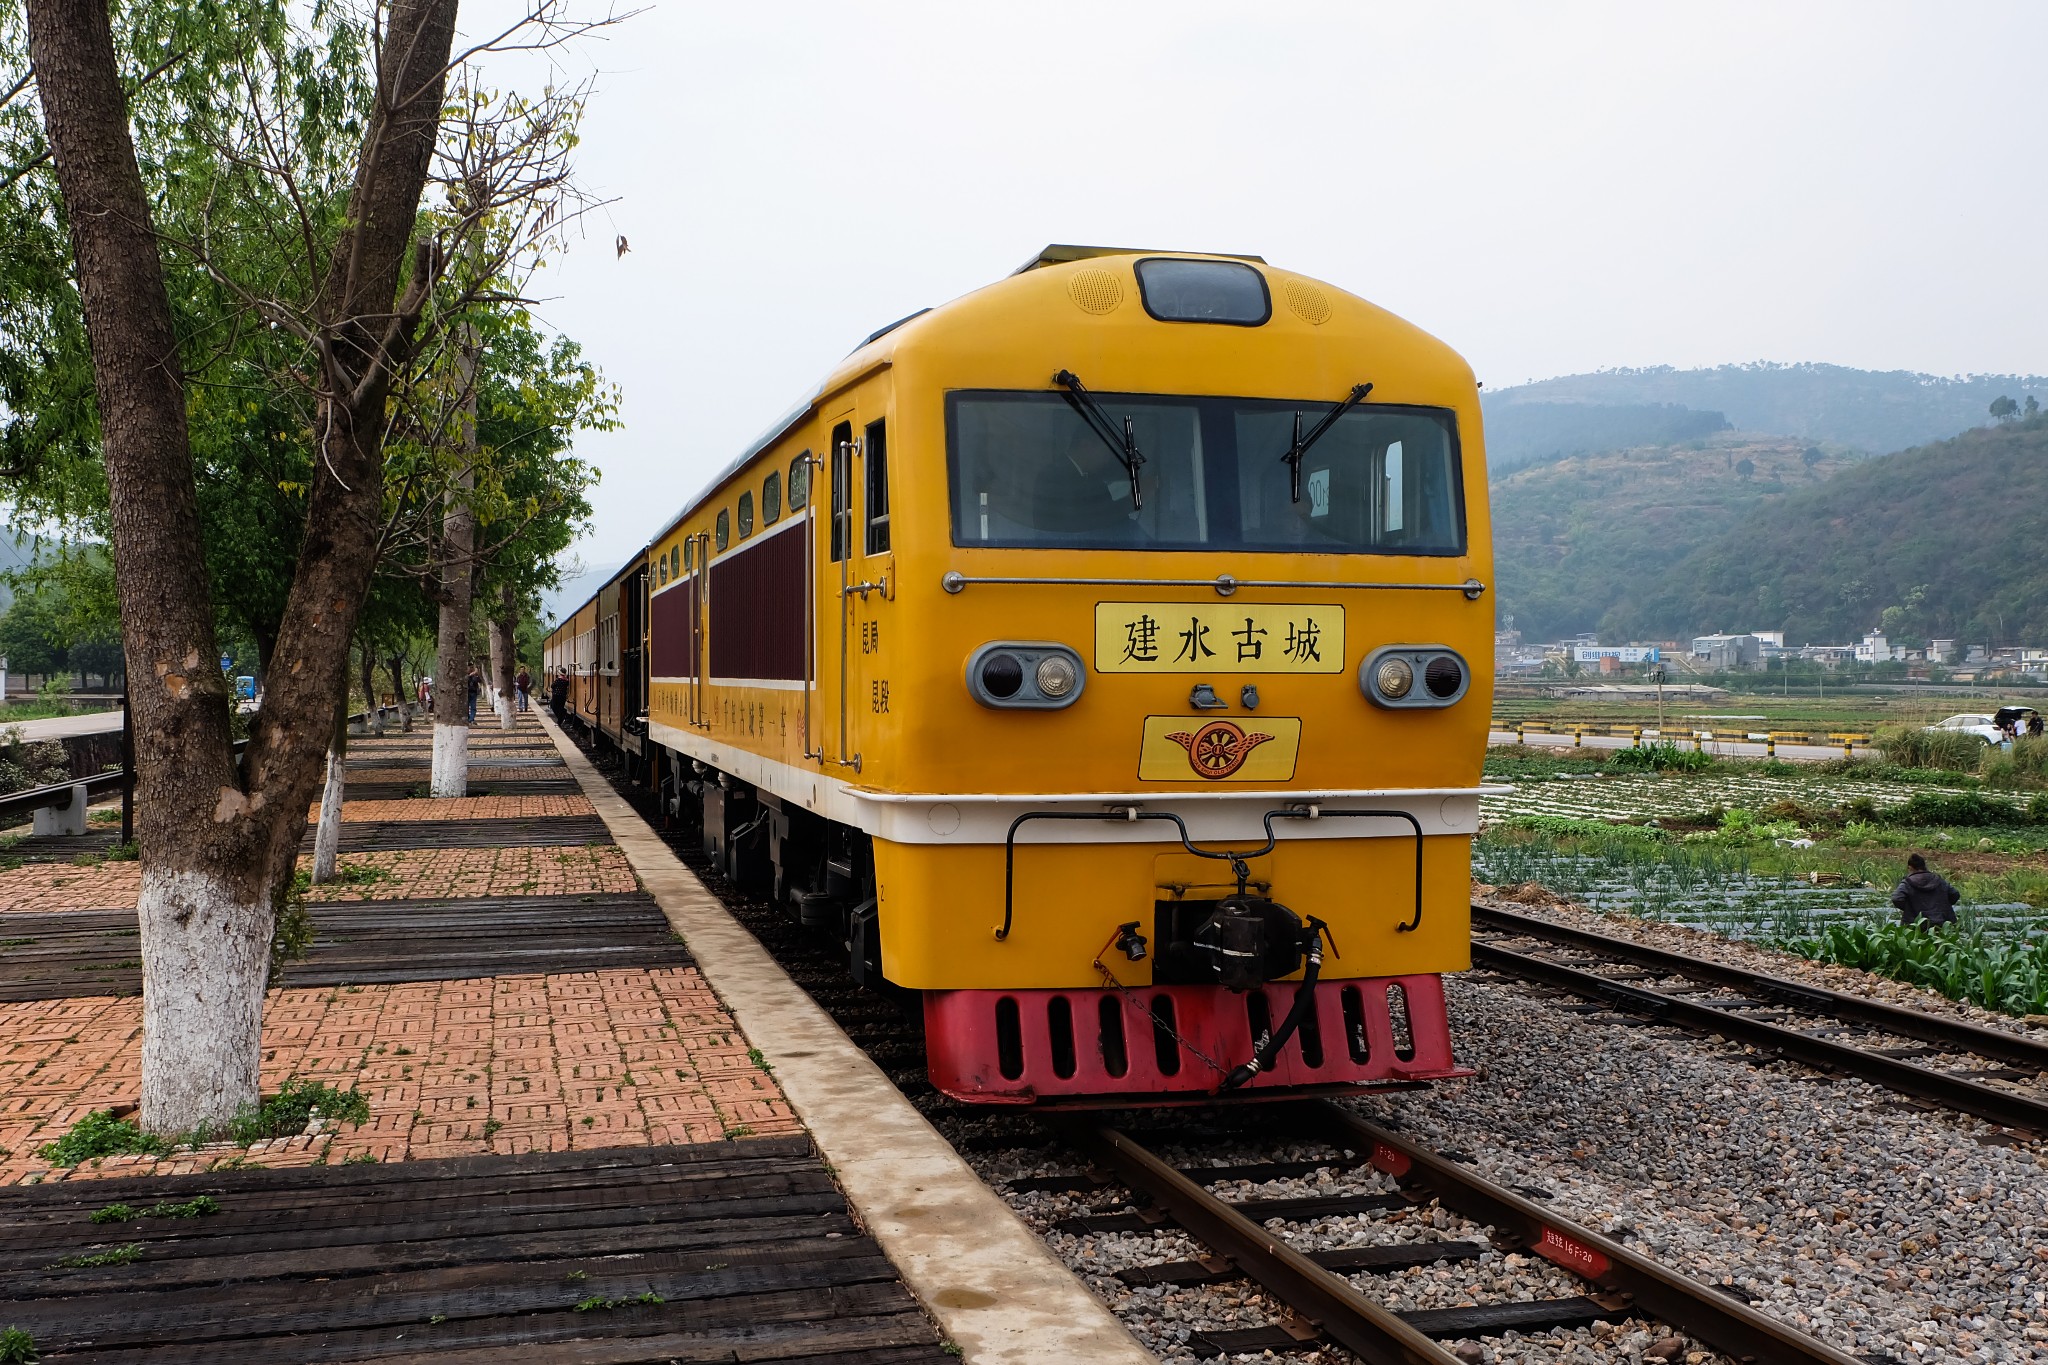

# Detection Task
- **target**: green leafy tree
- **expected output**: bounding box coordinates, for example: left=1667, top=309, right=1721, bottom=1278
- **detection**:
left=0, top=587, right=66, bottom=679
left=1990, top=395, right=2019, bottom=422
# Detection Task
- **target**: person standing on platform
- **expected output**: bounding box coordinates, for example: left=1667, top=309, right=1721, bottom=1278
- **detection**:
left=465, top=664, right=482, bottom=725
left=550, top=666, right=571, bottom=722
left=515, top=666, right=532, bottom=712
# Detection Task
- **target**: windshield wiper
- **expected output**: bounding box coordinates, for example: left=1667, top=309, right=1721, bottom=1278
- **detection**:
left=1053, top=369, right=1145, bottom=511
left=1280, top=382, right=1373, bottom=503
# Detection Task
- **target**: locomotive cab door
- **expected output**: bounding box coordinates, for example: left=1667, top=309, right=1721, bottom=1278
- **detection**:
left=822, top=413, right=858, bottom=771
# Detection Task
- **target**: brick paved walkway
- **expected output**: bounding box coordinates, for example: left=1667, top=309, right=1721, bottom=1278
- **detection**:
left=0, top=718, right=804, bottom=1184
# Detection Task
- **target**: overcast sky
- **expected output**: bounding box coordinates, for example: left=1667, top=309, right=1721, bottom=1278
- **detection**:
left=496, top=1, right=2048, bottom=610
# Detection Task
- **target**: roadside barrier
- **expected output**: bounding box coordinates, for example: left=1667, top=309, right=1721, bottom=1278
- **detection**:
left=1495, top=719, right=1872, bottom=754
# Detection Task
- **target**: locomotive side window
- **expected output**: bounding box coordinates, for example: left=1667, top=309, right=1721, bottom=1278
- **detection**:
left=788, top=452, right=811, bottom=510
left=737, top=491, right=755, bottom=539
left=829, top=421, right=854, bottom=563
left=947, top=390, right=1462, bottom=555
left=671, top=545, right=681, bottom=578
left=762, top=470, right=782, bottom=525
left=864, top=419, right=890, bottom=555
left=683, top=539, right=693, bottom=572
left=715, top=508, right=730, bottom=551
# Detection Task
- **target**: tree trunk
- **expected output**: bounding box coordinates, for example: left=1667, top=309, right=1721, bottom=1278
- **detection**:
left=311, top=704, right=347, bottom=884
left=27, top=0, right=460, bottom=1133
left=489, top=584, right=517, bottom=730
left=430, top=325, right=479, bottom=796
left=388, top=653, right=410, bottom=732
left=359, top=641, right=383, bottom=735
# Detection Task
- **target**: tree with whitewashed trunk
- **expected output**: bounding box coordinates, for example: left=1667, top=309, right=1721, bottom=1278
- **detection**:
left=20, top=0, right=619, bottom=1134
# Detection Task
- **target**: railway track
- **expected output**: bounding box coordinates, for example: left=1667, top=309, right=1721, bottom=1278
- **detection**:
left=1471, top=904, right=2048, bottom=1137
left=575, top=744, right=1910, bottom=1362
left=1036, top=1101, right=1864, bottom=1365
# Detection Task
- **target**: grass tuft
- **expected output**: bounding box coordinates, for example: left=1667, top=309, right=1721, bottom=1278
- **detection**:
left=37, top=1111, right=174, bottom=1167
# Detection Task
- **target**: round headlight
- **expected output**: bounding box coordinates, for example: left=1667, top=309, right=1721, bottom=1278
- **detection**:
left=981, top=653, right=1024, bottom=699
left=1034, top=655, right=1076, bottom=699
left=1425, top=655, right=1464, bottom=699
left=1376, top=658, right=1414, bottom=699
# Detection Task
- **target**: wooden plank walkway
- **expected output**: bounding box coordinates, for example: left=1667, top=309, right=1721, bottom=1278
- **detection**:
left=0, top=893, right=689, bottom=1000
left=296, top=816, right=614, bottom=852
left=0, top=1137, right=954, bottom=1363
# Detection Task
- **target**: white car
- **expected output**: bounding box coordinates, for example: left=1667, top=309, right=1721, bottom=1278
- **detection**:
left=1931, top=713, right=2003, bottom=744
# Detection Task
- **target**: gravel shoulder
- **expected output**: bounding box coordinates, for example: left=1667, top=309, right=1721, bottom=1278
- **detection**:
left=1347, top=974, right=2048, bottom=1364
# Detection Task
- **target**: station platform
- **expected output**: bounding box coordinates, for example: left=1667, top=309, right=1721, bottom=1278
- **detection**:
left=0, top=707, right=1146, bottom=1363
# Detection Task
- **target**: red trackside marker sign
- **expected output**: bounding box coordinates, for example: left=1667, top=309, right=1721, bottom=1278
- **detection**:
left=1369, top=1142, right=1412, bottom=1177
left=1534, top=1226, right=1610, bottom=1278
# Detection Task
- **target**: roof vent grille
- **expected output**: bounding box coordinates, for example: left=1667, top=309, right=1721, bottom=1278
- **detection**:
left=1068, top=268, right=1124, bottom=315
left=1285, top=279, right=1332, bottom=325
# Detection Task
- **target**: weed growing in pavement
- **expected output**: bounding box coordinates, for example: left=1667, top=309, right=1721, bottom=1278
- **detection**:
left=223, top=1079, right=371, bottom=1146
left=722, top=1123, right=754, bottom=1139
left=53, top=1244, right=141, bottom=1269
left=747, top=1048, right=772, bottom=1073
left=88, top=1195, right=218, bottom=1225
left=482, top=1119, right=501, bottom=1137
left=89, top=807, right=121, bottom=825
left=566, top=1269, right=587, bottom=1281
left=574, top=1291, right=665, bottom=1312
left=0, top=1326, right=37, bottom=1364
left=103, top=841, right=138, bottom=862
left=343, top=1151, right=380, bottom=1165
left=37, top=1111, right=174, bottom=1166
left=0, top=938, right=35, bottom=948
left=146, top=1196, right=219, bottom=1219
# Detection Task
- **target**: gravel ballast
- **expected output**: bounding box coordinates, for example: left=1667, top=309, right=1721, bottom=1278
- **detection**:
left=1344, top=973, right=2048, bottom=1363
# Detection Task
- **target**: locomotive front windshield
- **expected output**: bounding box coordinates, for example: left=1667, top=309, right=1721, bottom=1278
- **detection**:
left=946, top=391, right=1464, bottom=554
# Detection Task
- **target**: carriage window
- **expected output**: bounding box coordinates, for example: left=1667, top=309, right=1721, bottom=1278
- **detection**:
left=946, top=390, right=1462, bottom=554
left=715, top=508, right=730, bottom=551
left=737, top=491, right=755, bottom=539
left=671, top=545, right=681, bottom=578
left=829, top=422, right=853, bottom=563
left=658, top=555, right=668, bottom=586
left=683, top=539, right=693, bottom=572
left=788, top=452, right=811, bottom=510
left=865, top=419, right=890, bottom=555
left=762, top=471, right=783, bottom=525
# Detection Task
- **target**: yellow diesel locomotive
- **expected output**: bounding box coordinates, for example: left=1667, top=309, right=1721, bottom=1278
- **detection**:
left=546, top=246, right=1493, bottom=1104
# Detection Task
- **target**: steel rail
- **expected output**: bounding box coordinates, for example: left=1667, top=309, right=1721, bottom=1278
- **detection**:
left=1474, top=904, right=2048, bottom=1072
left=1312, top=1104, right=1866, bottom=1365
left=1053, top=1118, right=1463, bottom=1365
left=1471, top=938, right=2048, bottom=1133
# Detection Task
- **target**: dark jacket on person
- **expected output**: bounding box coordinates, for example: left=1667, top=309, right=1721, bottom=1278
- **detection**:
left=549, top=674, right=570, bottom=711
left=1891, top=869, right=1960, bottom=927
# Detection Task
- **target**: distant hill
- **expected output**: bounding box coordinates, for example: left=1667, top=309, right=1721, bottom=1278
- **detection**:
left=1627, top=416, right=2048, bottom=646
left=1490, top=436, right=1862, bottom=643
left=1484, top=363, right=2048, bottom=456
left=1484, top=402, right=1731, bottom=472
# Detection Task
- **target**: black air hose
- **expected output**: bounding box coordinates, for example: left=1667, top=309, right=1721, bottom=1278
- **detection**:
left=1220, top=917, right=1328, bottom=1091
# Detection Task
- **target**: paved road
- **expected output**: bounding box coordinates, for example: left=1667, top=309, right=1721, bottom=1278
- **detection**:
left=0, top=708, right=123, bottom=742
left=1489, top=728, right=1868, bottom=763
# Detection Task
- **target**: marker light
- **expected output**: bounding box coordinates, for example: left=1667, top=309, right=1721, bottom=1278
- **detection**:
left=1035, top=655, right=1077, bottom=698
left=1376, top=658, right=1414, bottom=699
left=981, top=653, right=1024, bottom=699
left=966, top=642, right=1087, bottom=710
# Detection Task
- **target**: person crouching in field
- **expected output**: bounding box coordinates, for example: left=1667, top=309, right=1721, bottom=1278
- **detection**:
left=1892, top=853, right=1960, bottom=929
